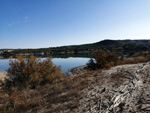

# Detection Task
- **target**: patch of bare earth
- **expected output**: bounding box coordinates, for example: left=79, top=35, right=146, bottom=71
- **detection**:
left=0, top=71, right=7, bottom=81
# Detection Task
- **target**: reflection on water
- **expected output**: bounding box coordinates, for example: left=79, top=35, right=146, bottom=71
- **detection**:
left=0, top=57, right=90, bottom=72
left=0, top=53, right=93, bottom=59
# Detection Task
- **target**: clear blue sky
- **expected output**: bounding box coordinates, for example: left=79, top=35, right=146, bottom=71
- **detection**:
left=0, top=0, right=150, bottom=49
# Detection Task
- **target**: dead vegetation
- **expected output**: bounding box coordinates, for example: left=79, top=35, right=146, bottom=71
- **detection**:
left=0, top=77, right=78, bottom=112
left=87, top=50, right=150, bottom=71
left=0, top=56, right=110, bottom=113
left=122, top=56, right=150, bottom=64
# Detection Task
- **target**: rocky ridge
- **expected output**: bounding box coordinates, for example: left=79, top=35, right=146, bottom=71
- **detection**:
left=75, top=62, right=150, bottom=113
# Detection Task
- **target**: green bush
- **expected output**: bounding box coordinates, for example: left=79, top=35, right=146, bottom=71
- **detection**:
left=86, top=58, right=96, bottom=70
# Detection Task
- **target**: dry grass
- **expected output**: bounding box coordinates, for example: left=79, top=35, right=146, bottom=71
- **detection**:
left=0, top=69, right=106, bottom=113
left=122, top=56, right=150, bottom=65
left=0, top=88, right=46, bottom=113
left=0, top=75, right=85, bottom=112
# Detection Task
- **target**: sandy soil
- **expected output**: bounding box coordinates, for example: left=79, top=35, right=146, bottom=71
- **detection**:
left=0, top=71, right=7, bottom=81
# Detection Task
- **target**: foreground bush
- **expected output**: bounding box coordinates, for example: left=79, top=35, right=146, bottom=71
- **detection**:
left=0, top=56, right=81, bottom=112
left=87, top=50, right=120, bottom=70
left=4, top=55, right=62, bottom=90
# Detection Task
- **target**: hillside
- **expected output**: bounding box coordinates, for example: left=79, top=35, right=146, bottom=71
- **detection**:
left=93, top=39, right=150, bottom=52
left=5, top=39, right=150, bottom=56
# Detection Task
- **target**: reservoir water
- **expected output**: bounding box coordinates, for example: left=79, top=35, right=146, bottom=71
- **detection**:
left=0, top=57, right=90, bottom=72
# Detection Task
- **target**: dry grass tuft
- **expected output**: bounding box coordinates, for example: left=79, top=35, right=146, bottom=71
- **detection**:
left=122, top=56, right=150, bottom=65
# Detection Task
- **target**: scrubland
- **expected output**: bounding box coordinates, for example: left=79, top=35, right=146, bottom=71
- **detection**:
left=0, top=51, right=150, bottom=113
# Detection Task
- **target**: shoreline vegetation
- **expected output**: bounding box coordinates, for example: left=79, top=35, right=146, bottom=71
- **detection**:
left=1, top=39, right=150, bottom=59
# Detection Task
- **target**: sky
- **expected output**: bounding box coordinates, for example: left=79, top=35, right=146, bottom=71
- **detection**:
left=0, top=0, right=150, bottom=49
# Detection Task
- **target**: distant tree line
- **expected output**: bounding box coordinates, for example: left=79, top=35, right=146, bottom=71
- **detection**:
left=4, top=39, right=150, bottom=57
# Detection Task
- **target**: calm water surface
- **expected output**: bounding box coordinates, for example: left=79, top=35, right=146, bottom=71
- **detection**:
left=0, top=57, right=90, bottom=72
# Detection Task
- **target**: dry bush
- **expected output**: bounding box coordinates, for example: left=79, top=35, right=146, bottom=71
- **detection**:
left=87, top=50, right=150, bottom=71
left=87, top=50, right=120, bottom=70
left=0, top=55, right=82, bottom=113
left=4, top=55, right=63, bottom=89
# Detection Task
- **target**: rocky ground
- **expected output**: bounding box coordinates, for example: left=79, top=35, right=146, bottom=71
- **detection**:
left=70, top=65, right=87, bottom=75
left=74, top=62, right=150, bottom=113
left=1, top=62, right=150, bottom=113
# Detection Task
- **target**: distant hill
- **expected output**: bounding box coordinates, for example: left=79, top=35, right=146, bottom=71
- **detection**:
left=94, top=39, right=150, bottom=46
left=93, top=39, right=150, bottom=53
left=6, top=39, right=150, bottom=56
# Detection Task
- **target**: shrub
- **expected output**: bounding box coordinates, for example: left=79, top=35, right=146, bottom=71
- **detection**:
left=4, top=55, right=62, bottom=89
left=86, top=58, right=96, bottom=70
left=87, top=50, right=120, bottom=70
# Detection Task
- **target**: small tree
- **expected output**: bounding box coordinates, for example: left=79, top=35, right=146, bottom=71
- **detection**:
left=86, top=58, right=96, bottom=70
left=94, top=50, right=108, bottom=69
